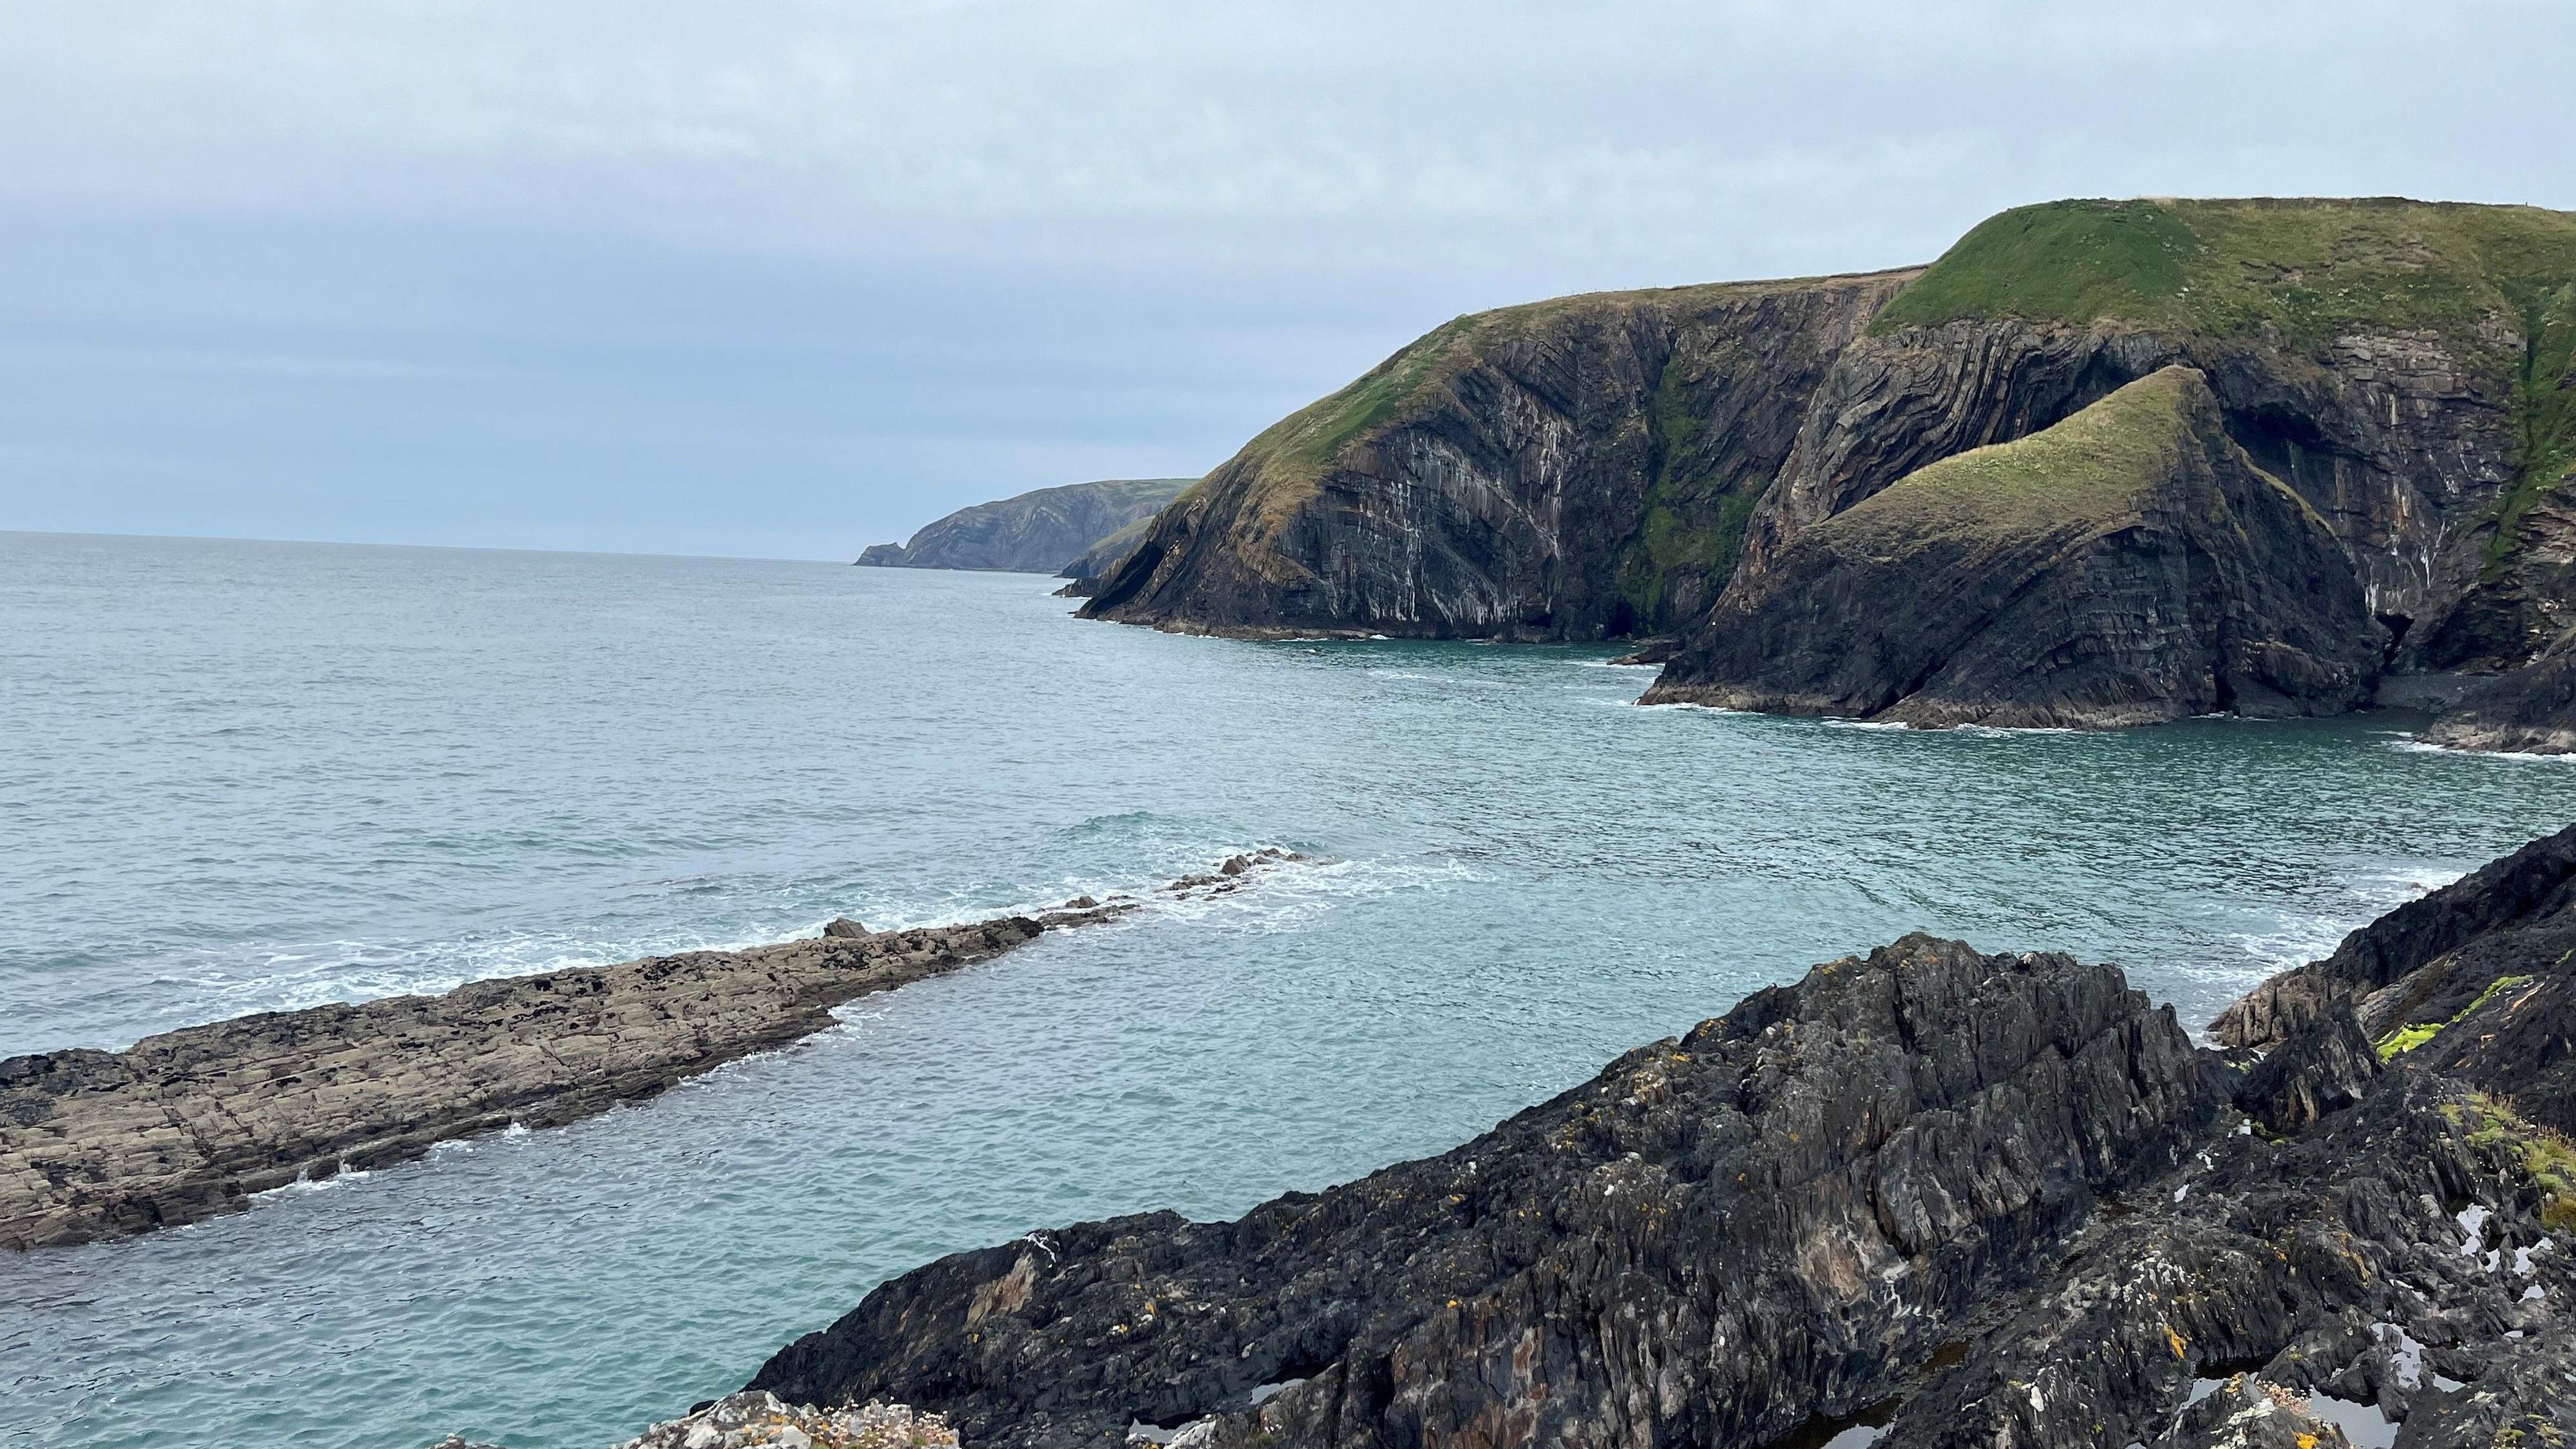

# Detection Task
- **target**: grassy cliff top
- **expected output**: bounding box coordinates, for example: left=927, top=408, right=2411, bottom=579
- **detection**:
left=1205, top=270, right=1912, bottom=542
left=1872, top=197, right=2576, bottom=354
left=1819, top=365, right=2246, bottom=551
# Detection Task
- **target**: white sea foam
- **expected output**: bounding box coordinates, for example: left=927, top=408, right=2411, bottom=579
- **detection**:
left=2389, top=736, right=2576, bottom=763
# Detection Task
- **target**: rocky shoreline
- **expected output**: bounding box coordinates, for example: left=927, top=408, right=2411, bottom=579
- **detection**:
left=0, top=851, right=1303, bottom=1252
left=706, top=827, right=2576, bottom=1449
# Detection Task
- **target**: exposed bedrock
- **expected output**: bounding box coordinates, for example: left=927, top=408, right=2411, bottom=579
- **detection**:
left=860, top=479, right=1193, bottom=574
left=1079, top=272, right=1913, bottom=640
left=1638, top=367, right=2385, bottom=728
left=751, top=936, right=2225, bottom=1448
left=743, top=826, right=2576, bottom=1449
left=2425, top=627, right=2576, bottom=755
left=1079, top=200, right=2576, bottom=732
left=0, top=853, right=1302, bottom=1251
left=2214, top=820, right=2576, bottom=1132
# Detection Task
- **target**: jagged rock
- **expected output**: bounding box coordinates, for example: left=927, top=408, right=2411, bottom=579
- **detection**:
left=610, top=1391, right=956, bottom=1449
left=748, top=934, right=2222, bottom=1449
left=857, top=480, right=1193, bottom=574
left=2212, top=822, right=2576, bottom=1130
left=1078, top=199, right=2576, bottom=732
left=0, top=854, right=1305, bottom=1250
left=822, top=918, right=871, bottom=939
left=1080, top=272, right=1911, bottom=641
left=730, top=826, right=2576, bottom=1449
left=2230, top=1008, right=2381, bottom=1134
left=1639, top=368, right=2383, bottom=727
left=2426, top=627, right=2576, bottom=754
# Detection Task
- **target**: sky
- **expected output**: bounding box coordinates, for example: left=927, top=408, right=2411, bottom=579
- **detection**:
left=3, top=1, right=2571, bottom=560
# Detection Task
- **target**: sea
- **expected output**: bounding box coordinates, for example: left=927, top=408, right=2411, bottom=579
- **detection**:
left=5, top=529, right=2573, bottom=1449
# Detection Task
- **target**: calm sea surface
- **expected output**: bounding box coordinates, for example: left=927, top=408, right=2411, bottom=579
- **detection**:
left=6, top=531, right=2575, bottom=1448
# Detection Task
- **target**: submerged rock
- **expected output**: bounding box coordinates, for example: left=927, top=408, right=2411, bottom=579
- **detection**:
left=1641, top=368, right=2383, bottom=727
left=0, top=853, right=1309, bottom=1251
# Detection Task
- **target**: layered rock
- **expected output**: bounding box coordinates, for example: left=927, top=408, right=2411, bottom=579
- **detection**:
left=730, top=827, right=2576, bottom=1449
left=859, top=479, right=1193, bottom=574
left=2214, top=820, right=2576, bottom=1131
left=0, top=853, right=1300, bottom=1251
left=2424, top=628, right=2576, bottom=754
left=1638, top=368, right=2383, bottom=727
left=1078, top=272, right=1913, bottom=639
left=749, top=935, right=2223, bottom=1449
left=1055, top=515, right=1159, bottom=598
left=1077, top=199, right=2576, bottom=737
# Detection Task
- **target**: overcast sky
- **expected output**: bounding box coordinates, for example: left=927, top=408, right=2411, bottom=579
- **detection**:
left=4, top=1, right=2571, bottom=559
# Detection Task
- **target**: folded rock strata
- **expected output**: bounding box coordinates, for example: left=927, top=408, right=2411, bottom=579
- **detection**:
left=0, top=853, right=1299, bottom=1251
left=739, top=829, right=2576, bottom=1449
left=860, top=480, right=1193, bottom=574
left=1077, top=199, right=2576, bottom=743
left=1639, top=367, right=2382, bottom=727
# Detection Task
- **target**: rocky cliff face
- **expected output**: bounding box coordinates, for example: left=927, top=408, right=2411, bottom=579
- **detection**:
left=1638, top=368, right=2383, bottom=727
left=1079, top=273, right=1912, bottom=639
left=2424, top=629, right=2576, bottom=753
left=1079, top=199, right=2576, bottom=739
left=859, top=479, right=1193, bottom=574
left=735, top=827, right=2576, bottom=1449
left=751, top=935, right=2220, bottom=1449
left=2214, top=820, right=2576, bottom=1130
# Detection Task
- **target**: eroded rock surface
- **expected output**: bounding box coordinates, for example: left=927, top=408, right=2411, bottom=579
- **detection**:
left=735, top=828, right=2576, bottom=1449
left=1639, top=368, right=2382, bottom=728
left=749, top=935, right=2221, bottom=1449
left=0, top=854, right=1301, bottom=1251
left=859, top=479, right=1193, bottom=574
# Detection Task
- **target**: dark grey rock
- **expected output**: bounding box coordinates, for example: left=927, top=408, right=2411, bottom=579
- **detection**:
left=1641, top=368, right=2384, bottom=728
left=859, top=479, right=1193, bottom=574
left=822, top=917, right=870, bottom=938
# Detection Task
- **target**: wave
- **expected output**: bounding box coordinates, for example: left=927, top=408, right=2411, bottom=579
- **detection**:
left=2387, top=737, right=2576, bottom=763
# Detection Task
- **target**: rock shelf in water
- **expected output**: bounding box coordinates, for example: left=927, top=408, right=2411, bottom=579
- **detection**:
left=0, top=851, right=1305, bottom=1251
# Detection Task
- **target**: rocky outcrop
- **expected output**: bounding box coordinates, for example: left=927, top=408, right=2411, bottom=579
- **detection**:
left=1079, top=272, right=1915, bottom=639
left=732, top=826, right=2576, bottom=1449
left=0, top=854, right=1301, bottom=1251
left=1055, top=515, right=1159, bottom=598
left=2214, top=820, right=2576, bottom=1132
left=1638, top=368, right=2383, bottom=727
left=1079, top=199, right=2576, bottom=733
left=2425, top=628, right=2576, bottom=754
left=750, top=934, right=2224, bottom=1449
left=859, top=479, right=1193, bottom=574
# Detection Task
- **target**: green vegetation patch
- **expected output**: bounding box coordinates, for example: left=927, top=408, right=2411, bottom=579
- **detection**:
left=2484, top=279, right=2576, bottom=572
left=1874, top=197, right=2576, bottom=362
left=1819, top=366, right=2201, bottom=549
left=2455, top=1090, right=2576, bottom=1233
left=1614, top=357, right=1767, bottom=623
left=2376, top=973, right=2536, bottom=1061
left=1872, top=199, right=2201, bottom=332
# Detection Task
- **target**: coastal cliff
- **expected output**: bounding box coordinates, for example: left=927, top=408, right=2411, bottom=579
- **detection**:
left=859, top=478, right=1192, bottom=574
left=1079, top=198, right=2576, bottom=743
left=1079, top=272, right=1911, bottom=639
left=729, top=826, right=2576, bottom=1448
left=1638, top=367, right=2383, bottom=727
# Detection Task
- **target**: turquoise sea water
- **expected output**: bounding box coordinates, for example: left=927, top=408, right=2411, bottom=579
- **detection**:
left=5, top=530, right=2576, bottom=1449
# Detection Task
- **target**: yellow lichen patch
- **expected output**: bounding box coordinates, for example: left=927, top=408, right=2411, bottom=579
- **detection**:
left=2165, top=1327, right=2188, bottom=1360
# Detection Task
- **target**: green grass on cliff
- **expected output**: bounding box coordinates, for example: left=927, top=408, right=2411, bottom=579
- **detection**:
left=1877, top=197, right=2576, bottom=564
left=1821, top=366, right=2209, bottom=549
left=1874, top=198, right=2576, bottom=356
left=2488, top=277, right=2576, bottom=572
